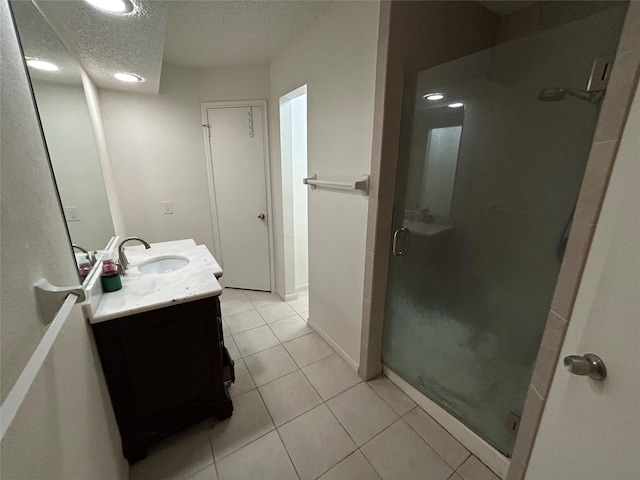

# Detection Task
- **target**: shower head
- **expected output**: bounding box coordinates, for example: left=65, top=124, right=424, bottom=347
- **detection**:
left=538, top=87, right=567, bottom=102
left=538, top=87, right=604, bottom=105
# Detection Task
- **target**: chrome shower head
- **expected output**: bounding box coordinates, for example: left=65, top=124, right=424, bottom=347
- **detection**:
left=538, top=87, right=566, bottom=102
left=538, top=87, right=604, bottom=105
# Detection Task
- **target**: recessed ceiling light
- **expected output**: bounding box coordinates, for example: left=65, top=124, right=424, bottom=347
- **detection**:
left=26, top=58, right=59, bottom=72
left=84, top=0, right=134, bottom=14
left=448, top=102, right=464, bottom=108
left=424, top=93, right=444, bottom=101
left=114, top=72, right=145, bottom=83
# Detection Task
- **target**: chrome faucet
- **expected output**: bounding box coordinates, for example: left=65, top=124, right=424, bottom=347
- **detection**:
left=72, top=244, right=95, bottom=265
left=118, top=237, right=151, bottom=275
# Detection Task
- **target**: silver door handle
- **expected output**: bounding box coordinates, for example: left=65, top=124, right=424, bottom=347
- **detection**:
left=563, top=353, right=606, bottom=381
left=258, top=213, right=266, bottom=220
left=392, top=228, right=410, bottom=256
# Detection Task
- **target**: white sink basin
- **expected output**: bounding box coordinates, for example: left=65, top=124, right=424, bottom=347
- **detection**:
left=138, top=256, right=189, bottom=274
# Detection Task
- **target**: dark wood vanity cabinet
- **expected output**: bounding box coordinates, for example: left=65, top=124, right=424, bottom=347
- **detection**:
left=91, top=296, right=233, bottom=463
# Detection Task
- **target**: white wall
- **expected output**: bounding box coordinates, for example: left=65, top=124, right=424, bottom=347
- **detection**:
left=98, top=62, right=271, bottom=253
left=198, top=63, right=270, bottom=101
left=31, top=80, right=115, bottom=251
left=270, top=1, right=380, bottom=365
left=99, top=62, right=216, bottom=251
left=0, top=0, right=126, bottom=476
left=291, top=94, right=308, bottom=291
left=82, top=70, right=126, bottom=238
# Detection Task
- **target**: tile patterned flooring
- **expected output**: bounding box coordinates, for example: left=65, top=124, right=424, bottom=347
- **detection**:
left=130, top=289, right=500, bottom=480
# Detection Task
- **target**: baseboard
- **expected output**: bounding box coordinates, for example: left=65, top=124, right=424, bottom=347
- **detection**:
left=283, top=292, right=298, bottom=301
left=384, top=366, right=510, bottom=479
left=295, top=284, right=308, bottom=293
left=307, top=318, right=359, bottom=372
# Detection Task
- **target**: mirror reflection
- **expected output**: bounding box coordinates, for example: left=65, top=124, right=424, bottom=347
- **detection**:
left=10, top=0, right=115, bottom=256
left=406, top=104, right=464, bottom=224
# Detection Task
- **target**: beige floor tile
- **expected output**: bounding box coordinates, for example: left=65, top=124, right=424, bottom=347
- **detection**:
left=245, top=290, right=284, bottom=309
left=257, top=302, right=297, bottom=323
left=361, top=420, right=452, bottom=480
left=221, top=288, right=247, bottom=299
left=216, top=431, right=298, bottom=480
left=278, top=404, right=356, bottom=480
left=186, top=464, right=218, bottom=480
left=403, top=407, right=469, bottom=470
left=287, top=294, right=309, bottom=314
left=448, top=474, right=464, bottom=480
left=223, top=336, right=241, bottom=360
left=233, top=325, right=280, bottom=357
left=224, top=309, right=266, bottom=335
left=367, top=375, right=416, bottom=415
left=209, top=390, right=274, bottom=461
left=227, top=359, right=256, bottom=399
left=259, top=370, right=322, bottom=426
left=318, top=450, right=381, bottom=480
left=302, top=354, right=362, bottom=401
left=244, top=345, right=299, bottom=386
left=220, top=296, right=255, bottom=316
left=270, top=315, right=313, bottom=343
left=284, top=333, right=334, bottom=368
left=327, top=383, right=398, bottom=446
left=457, top=456, right=500, bottom=480
left=130, top=421, right=214, bottom=480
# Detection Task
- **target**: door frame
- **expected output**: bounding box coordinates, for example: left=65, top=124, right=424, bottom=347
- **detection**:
left=200, top=99, right=275, bottom=292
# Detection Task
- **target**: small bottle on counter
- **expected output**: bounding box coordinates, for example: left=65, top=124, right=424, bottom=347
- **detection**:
left=100, top=249, right=122, bottom=292
left=76, top=252, right=92, bottom=282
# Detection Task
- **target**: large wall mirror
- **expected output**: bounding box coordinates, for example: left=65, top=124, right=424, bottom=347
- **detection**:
left=10, top=0, right=115, bottom=262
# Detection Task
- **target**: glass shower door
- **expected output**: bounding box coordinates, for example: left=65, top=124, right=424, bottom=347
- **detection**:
left=381, top=4, right=627, bottom=456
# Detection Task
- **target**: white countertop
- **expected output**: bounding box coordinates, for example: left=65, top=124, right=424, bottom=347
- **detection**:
left=90, top=239, right=223, bottom=324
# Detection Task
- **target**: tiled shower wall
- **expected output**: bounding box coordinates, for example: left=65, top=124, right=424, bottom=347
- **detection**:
left=360, top=1, right=640, bottom=479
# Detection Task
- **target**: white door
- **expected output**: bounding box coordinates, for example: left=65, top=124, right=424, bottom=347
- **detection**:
left=525, top=86, right=640, bottom=479
left=205, top=104, right=271, bottom=291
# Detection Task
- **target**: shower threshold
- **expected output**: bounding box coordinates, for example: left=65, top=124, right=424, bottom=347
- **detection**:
left=383, top=366, right=510, bottom=479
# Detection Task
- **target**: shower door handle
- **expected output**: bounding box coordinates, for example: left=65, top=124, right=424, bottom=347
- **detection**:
left=392, top=228, right=410, bottom=256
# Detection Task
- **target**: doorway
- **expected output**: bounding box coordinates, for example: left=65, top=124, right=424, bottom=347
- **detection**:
left=201, top=100, right=274, bottom=291
left=279, top=86, right=309, bottom=301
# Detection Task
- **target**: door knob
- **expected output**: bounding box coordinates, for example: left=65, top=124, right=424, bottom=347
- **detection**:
left=563, top=353, right=606, bottom=381
left=258, top=213, right=266, bottom=220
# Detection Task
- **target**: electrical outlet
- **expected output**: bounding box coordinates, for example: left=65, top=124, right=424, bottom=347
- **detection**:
left=64, top=206, right=80, bottom=221
left=163, top=201, right=173, bottom=214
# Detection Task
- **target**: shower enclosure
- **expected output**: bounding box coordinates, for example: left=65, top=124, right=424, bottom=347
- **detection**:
left=382, top=3, right=628, bottom=456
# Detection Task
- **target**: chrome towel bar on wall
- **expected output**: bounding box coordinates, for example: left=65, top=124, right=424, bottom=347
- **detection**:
left=303, top=173, right=369, bottom=195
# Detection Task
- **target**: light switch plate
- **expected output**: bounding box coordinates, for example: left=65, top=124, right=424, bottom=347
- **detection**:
left=163, top=201, right=173, bottom=214
left=64, top=206, right=80, bottom=221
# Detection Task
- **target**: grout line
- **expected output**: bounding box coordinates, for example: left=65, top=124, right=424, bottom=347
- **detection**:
left=274, top=427, right=302, bottom=480
left=298, top=356, right=363, bottom=402
left=210, top=392, right=277, bottom=463
left=400, top=413, right=469, bottom=472
left=251, top=377, right=303, bottom=480
left=356, top=448, right=383, bottom=480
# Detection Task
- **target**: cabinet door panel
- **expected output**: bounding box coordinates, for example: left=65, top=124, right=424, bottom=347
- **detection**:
left=119, top=314, right=216, bottom=417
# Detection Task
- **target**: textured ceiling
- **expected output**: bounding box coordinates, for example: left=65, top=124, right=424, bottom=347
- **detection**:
left=163, top=0, right=333, bottom=68
left=33, top=0, right=167, bottom=94
left=10, top=0, right=82, bottom=85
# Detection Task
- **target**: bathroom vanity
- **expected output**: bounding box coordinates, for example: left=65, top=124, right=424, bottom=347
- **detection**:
left=86, top=240, right=233, bottom=463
